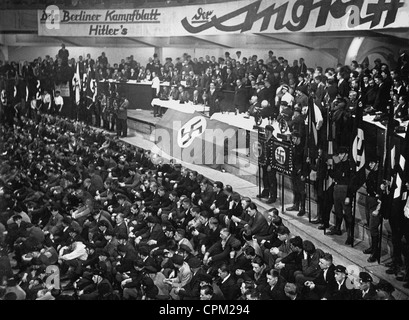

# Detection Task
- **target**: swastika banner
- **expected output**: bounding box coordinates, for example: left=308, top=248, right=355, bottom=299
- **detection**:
left=154, top=109, right=236, bottom=166
left=271, top=139, right=293, bottom=175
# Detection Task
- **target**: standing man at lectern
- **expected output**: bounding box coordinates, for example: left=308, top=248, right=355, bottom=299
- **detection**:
left=234, top=78, right=249, bottom=114
left=207, top=82, right=224, bottom=116
left=151, top=71, right=162, bottom=117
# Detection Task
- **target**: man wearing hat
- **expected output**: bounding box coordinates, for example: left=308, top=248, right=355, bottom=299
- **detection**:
left=278, top=84, right=294, bottom=107
left=277, top=101, right=294, bottom=123
left=328, top=265, right=352, bottom=300
left=257, top=124, right=278, bottom=204
left=286, top=131, right=309, bottom=217
left=352, top=271, right=377, bottom=300
left=326, top=146, right=355, bottom=245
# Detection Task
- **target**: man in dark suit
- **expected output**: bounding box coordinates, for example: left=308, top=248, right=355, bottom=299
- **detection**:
left=243, top=203, right=269, bottom=239
left=373, top=74, right=391, bottom=113
left=150, top=186, right=172, bottom=214
left=178, top=85, right=190, bottom=104
left=219, top=192, right=243, bottom=234
left=257, top=81, right=269, bottom=103
left=210, top=181, right=229, bottom=218
left=394, top=95, right=409, bottom=120
left=261, top=268, right=288, bottom=300
left=234, top=79, right=249, bottom=114
left=337, top=69, right=350, bottom=99
left=85, top=53, right=95, bottom=71
left=228, top=240, right=253, bottom=279
left=113, top=213, right=128, bottom=240
left=193, top=179, right=214, bottom=213
left=136, top=215, right=166, bottom=251
left=364, top=77, right=378, bottom=108
left=207, top=82, right=224, bottom=116
left=303, top=252, right=337, bottom=300
left=191, top=89, right=204, bottom=105
left=52, top=216, right=78, bottom=248
left=255, top=211, right=281, bottom=247
left=204, top=228, right=240, bottom=272
left=223, top=68, right=236, bottom=91
left=351, top=271, right=378, bottom=300
left=217, top=263, right=240, bottom=300
left=112, top=194, right=132, bottom=217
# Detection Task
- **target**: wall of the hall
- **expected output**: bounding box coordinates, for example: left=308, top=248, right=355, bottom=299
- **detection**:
left=8, top=45, right=339, bottom=70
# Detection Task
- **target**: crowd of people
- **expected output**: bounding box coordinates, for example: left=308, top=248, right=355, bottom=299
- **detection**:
left=0, top=109, right=403, bottom=300
left=1, top=44, right=408, bottom=126
left=0, top=45, right=409, bottom=300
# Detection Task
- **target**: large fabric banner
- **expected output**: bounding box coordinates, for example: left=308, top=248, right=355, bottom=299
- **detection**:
left=38, top=0, right=408, bottom=37
left=154, top=109, right=237, bottom=166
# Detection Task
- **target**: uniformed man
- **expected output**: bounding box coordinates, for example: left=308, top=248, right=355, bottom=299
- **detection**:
left=326, top=146, right=355, bottom=245
left=308, top=148, right=328, bottom=225
left=286, top=131, right=309, bottom=216
left=116, top=96, right=128, bottom=138
left=362, top=156, right=382, bottom=262
left=259, top=124, right=278, bottom=204
left=99, top=93, right=109, bottom=130
left=109, top=92, right=119, bottom=132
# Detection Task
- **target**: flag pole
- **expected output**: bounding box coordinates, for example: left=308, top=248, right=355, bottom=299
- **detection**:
left=305, top=95, right=312, bottom=223
left=377, top=101, right=394, bottom=263
left=282, top=173, right=285, bottom=214
left=323, top=95, right=332, bottom=235
left=351, top=194, right=356, bottom=247
left=351, top=96, right=367, bottom=248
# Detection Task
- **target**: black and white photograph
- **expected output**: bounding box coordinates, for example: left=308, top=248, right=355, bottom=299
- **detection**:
left=0, top=0, right=408, bottom=309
